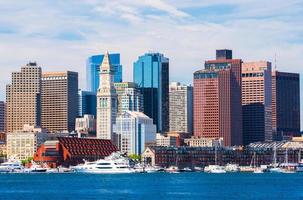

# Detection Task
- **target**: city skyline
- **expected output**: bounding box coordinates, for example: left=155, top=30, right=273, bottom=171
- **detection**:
left=0, top=1, right=302, bottom=125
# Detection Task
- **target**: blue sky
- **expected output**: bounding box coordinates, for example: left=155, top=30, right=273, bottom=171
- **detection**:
left=0, top=0, right=303, bottom=123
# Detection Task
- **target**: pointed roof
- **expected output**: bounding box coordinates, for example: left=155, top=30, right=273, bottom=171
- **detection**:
left=101, top=51, right=111, bottom=71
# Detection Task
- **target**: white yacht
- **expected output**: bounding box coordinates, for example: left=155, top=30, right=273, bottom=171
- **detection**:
left=72, top=152, right=135, bottom=174
left=29, top=161, right=48, bottom=173
left=297, top=160, right=303, bottom=172
left=0, top=159, right=24, bottom=173
left=225, top=164, right=240, bottom=172
left=205, top=165, right=226, bottom=173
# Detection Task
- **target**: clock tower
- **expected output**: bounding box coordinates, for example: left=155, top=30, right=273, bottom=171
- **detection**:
left=96, top=52, right=117, bottom=140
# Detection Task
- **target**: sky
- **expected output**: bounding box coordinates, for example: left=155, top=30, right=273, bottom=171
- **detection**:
left=0, top=0, right=303, bottom=121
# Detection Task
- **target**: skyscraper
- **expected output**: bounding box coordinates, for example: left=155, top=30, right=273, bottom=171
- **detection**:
left=272, top=71, right=300, bottom=139
left=133, top=52, right=169, bottom=133
left=41, top=71, right=78, bottom=132
left=193, top=50, right=242, bottom=146
left=78, top=90, right=97, bottom=117
left=96, top=52, right=117, bottom=140
left=113, top=111, right=156, bottom=155
left=86, top=53, right=122, bottom=92
left=242, top=61, right=272, bottom=145
left=114, top=82, right=143, bottom=115
left=6, top=62, right=42, bottom=133
left=0, top=101, right=5, bottom=132
left=169, top=82, right=193, bottom=134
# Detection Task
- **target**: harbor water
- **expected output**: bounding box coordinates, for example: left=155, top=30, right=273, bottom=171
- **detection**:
left=0, top=173, right=303, bottom=199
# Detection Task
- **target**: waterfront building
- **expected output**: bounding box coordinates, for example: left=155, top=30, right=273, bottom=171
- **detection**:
left=184, top=137, right=223, bottom=147
left=133, top=52, right=169, bottom=133
left=78, top=90, right=96, bottom=117
left=96, top=52, right=118, bottom=140
left=113, top=111, right=156, bottom=155
left=86, top=53, right=122, bottom=92
left=156, top=133, right=177, bottom=147
left=0, top=141, right=6, bottom=156
left=193, top=49, right=242, bottom=146
left=0, top=101, right=5, bottom=132
left=41, top=71, right=78, bottom=133
left=272, top=71, right=300, bottom=139
left=114, top=82, right=143, bottom=115
left=242, top=61, right=272, bottom=145
left=75, top=114, right=96, bottom=137
left=34, top=137, right=118, bottom=167
left=142, top=143, right=303, bottom=168
left=6, top=62, right=42, bottom=133
left=169, top=82, right=193, bottom=134
left=6, top=125, right=48, bottom=160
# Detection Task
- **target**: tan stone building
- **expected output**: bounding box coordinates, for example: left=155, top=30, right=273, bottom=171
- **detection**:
left=41, top=71, right=78, bottom=132
left=6, top=62, right=42, bottom=133
left=6, top=125, right=48, bottom=160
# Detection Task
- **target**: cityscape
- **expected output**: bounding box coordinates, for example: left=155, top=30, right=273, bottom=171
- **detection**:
left=1, top=1, right=303, bottom=199
left=0, top=49, right=301, bottom=170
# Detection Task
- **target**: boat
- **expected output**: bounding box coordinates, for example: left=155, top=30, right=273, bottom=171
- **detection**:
left=179, top=167, right=194, bottom=172
left=240, top=152, right=260, bottom=173
left=268, top=143, right=283, bottom=173
left=29, top=161, right=48, bottom=173
left=72, top=152, right=135, bottom=174
left=225, top=164, right=239, bottom=172
left=165, top=166, right=180, bottom=173
left=134, top=163, right=162, bottom=173
left=297, top=160, right=303, bottom=172
left=253, top=168, right=264, bottom=173
left=205, top=165, right=226, bottom=173
left=0, top=158, right=24, bottom=173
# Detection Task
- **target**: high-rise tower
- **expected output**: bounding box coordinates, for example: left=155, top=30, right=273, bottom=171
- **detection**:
left=96, top=52, right=117, bottom=140
left=133, top=53, right=169, bottom=133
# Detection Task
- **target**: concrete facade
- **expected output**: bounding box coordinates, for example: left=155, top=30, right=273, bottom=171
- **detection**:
left=169, top=82, right=193, bottom=134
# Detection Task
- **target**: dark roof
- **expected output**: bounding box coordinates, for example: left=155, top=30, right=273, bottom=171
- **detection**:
left=58, top=137, right=118, bottom=157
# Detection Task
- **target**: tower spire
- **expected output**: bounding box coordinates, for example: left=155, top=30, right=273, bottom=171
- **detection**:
left=101, top=51, right=111, bottom=71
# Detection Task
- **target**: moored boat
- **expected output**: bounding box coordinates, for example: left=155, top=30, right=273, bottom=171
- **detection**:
left=72, top=152, right=135, bottom=174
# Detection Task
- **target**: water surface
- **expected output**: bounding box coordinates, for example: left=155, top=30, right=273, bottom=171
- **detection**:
left=0, top=173, right=302, bottom=199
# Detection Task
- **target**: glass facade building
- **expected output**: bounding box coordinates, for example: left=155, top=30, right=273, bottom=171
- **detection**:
left=78, top=90, right=97, bottom=117
left=86, top=53, right=122, bottom=92
left=133, top=53, right=169, bottom=133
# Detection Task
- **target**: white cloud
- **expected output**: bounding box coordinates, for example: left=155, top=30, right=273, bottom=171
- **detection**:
left=0, top=0, right=302, bottom=109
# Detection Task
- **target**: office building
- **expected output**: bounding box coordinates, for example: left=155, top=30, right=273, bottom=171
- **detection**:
left=184, top=137, right=223, bottom=147
left=75, top=114, right=96, bottom=137
left=86, top=53, right=122, bottom=92
left=41, top=71, right=78, bottom=132
left=169, top=82, right=193, bottom=134
left=193, top=49, right=242, bottom=146
left=6, top=62, right=42, bottom=133
left=78, top=90, right=96, bottom=117
left=113, top=111, right=156, bottom=155
left=6, top=125, right=48, bottom=160
left=272, top=71, right=300, bottom=139
left=133, top=52, right=169, bottom=133
left=0, top=101, right=5, bottom=132
left=156, top=133, right=177, bottom=147
left=114, top=82, right=143, bottom=115
left=242, top=61, right=272, bottom=144
left=96, top=52, right=118, bottom=140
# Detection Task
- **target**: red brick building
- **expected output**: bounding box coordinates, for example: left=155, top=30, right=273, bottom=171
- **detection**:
left=34, top=137, right=118, bottom=167
left=193, top=50, right=242, bottom=146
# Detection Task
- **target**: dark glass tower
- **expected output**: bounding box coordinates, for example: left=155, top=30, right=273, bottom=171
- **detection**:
left=133, top=53, right=169, bottom=133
